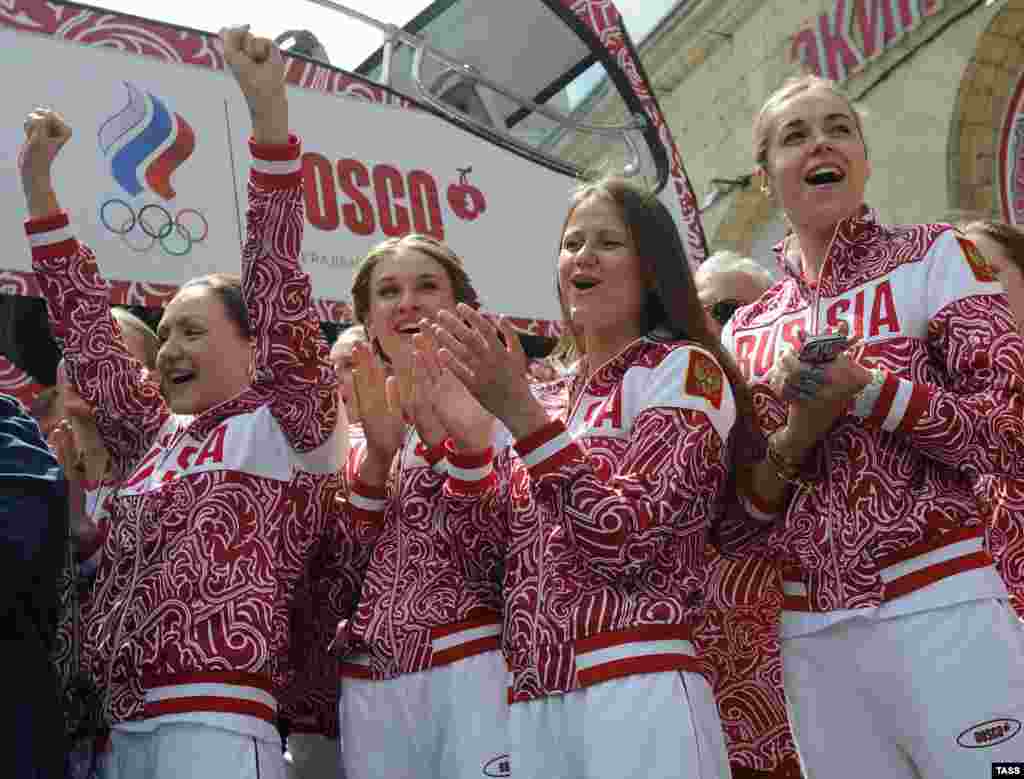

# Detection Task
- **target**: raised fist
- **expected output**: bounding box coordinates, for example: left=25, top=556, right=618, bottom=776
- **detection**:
left=220, top=25, right=287, bottom=125
left=20, top=108, right=71, bottom=201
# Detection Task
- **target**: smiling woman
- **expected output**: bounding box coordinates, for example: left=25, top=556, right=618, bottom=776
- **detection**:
left=330, top=232, right=515, bottom=779
left=717, top=74, right=1024, bottom=779
left=349, top=233, right=478, bottom=364
left=424, top=174, right=762, bottom=779
left=558, top=195, right=650, bottom=363
left=752, top=77, right=870, bottom=269
left=21, top=26, right=357, bottom=779
left=156, top=273, right=252, bottom=414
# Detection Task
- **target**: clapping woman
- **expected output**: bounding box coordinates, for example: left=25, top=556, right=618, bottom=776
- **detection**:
left=428, top=177, right=759, bottom=779
left=335, top=235, right=510, bottom=779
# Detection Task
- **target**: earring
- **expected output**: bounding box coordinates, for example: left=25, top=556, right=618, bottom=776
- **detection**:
left=760, top=183, right=772, bottom=198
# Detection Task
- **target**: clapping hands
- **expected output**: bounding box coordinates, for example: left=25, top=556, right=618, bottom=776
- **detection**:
left=350, top=341, right=405, bottom=485
left=400, top=324, right=495, bottom=453
left=768, top=324, right=872, bottom=454
left=427, top=304, right=550, bottom=440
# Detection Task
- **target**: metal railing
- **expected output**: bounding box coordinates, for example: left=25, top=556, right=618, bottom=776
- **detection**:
left=299, top=0, right=647, bottom=176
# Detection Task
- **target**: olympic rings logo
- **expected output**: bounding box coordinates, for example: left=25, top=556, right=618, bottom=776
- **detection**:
left=99, top=199, right=209, bottom=257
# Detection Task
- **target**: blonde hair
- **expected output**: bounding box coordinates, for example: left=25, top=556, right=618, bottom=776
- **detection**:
left=961, top=220, right=1024, bottom=276
left=112, top=307, right=159, bottom=370
left=547, top=332, right=579, bottom=370
left=753, top=74, right=867, bottom=173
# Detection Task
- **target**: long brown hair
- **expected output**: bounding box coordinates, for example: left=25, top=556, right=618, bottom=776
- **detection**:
left=556, top=177, right=738, bottom=367
left=557, top=177, right=764, bottom=508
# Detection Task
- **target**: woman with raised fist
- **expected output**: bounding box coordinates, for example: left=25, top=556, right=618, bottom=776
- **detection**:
left=21, top=26, right=351, bottom=779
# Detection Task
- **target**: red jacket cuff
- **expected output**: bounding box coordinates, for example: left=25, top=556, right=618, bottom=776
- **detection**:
left=250, top=134, right=301, bottom=189
left=444, top=441, right=495, bottom=494
left=25, top=211, right=77, bottom=260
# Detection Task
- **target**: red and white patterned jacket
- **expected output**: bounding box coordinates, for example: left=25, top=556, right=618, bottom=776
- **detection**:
left=974, top=475, right=1024, bottom=619
left=694, top=554, right=801, bottom=777
left=337, top=421, right=509, bottom=681
left=283, top=422, right=376, bottom=737
left=445, top=336, right=738, bottom=704
left=28, top=136, right=352, bottom=743
left=721, top=207, right=1024, bottom=638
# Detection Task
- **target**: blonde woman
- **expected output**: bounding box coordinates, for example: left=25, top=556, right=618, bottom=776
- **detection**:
left=720, top=75, right=1024, bottom=777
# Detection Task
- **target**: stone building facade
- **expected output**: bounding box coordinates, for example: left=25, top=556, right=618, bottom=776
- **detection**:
left=560, top=0, right=1024, bottom=269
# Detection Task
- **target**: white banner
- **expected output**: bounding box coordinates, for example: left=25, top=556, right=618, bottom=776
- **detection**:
left=0, top=25, right=601, bottom=320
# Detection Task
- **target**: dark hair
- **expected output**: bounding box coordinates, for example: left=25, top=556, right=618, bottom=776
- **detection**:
left=176, top=273, right=251, bottom=339
left=0, top=295, right=61, bottom=386
left=961, top=220, right=1024, bottom=275
left=557, top=177, right=764, bottom=525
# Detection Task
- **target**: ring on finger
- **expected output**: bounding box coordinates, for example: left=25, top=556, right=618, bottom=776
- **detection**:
left=797, top=376, right=821, bottom=395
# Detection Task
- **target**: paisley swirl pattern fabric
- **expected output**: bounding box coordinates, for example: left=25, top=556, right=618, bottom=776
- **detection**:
left=344, top=427, right=506, bottom=679
left=448, top=338, right=737, bottom=703
left=722, top=210, right=1024, bottom=613
left=28, top=138, right=354, bottom=733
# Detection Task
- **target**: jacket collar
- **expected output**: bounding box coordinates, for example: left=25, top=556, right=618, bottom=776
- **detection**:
left=571, top=328, right=673, bottom=402
left=179, top=387, right=265, bottom=441
left=773, top=204, right=881, bottom=295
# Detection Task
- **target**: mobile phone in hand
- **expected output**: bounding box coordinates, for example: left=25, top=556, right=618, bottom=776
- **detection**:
left=799, top=332, right=847, bottom=364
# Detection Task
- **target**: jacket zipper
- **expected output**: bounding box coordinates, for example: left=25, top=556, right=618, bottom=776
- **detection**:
left=386, top=428, right=411, bottom=673
left=530, top=337, right=644, bottom=679
left=804, top=220, right=848, bottom=608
